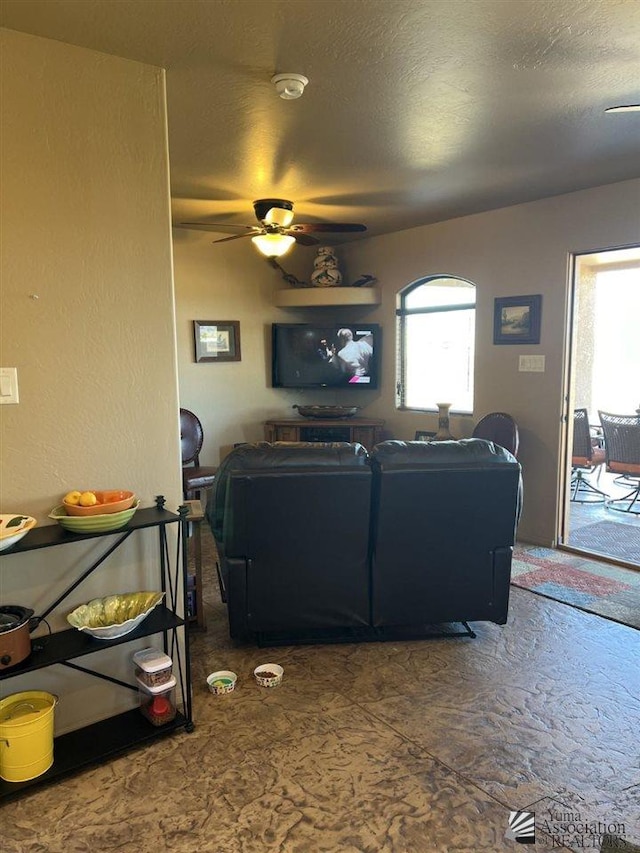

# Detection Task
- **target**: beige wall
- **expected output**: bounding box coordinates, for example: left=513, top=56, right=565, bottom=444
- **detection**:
left=342, top=182, right=640, bottom=544
left=174, top=233, right=293, bottom=457
left=173, top=232, right=385, bottom=460
left=175, top=180, right=640, bottom=546
left=0, top=29, right=181, bottom=731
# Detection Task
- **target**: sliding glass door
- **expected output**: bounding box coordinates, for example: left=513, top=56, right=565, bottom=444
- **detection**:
left=560, top=245, right=640, bottom=568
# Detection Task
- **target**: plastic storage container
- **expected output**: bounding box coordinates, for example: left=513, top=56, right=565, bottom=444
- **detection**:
left=136, top=674, right=177, bottom=726
left=132, top=647, right=173, bottom=688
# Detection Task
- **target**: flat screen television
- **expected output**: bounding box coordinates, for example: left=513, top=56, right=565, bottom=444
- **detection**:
left=272, top=323, right=380, bottom=389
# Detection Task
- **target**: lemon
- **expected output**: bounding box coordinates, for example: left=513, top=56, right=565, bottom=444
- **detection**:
left=79, top=491, right=98, bottom=507
left=63, top=490, right=82, bottom=505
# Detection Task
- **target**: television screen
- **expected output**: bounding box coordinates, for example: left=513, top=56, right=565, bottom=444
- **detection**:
left=272, top=323, right=380, bottom=389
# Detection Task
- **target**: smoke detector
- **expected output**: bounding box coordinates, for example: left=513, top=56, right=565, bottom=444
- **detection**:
left=271, top=73, right=309, bottom=100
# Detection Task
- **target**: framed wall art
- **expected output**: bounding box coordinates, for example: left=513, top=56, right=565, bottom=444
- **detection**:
left=415, top=430, right=437, bottom=441
left=193, top=320, right=241, bottom=362
left=493, top=295, right=542, bottom=345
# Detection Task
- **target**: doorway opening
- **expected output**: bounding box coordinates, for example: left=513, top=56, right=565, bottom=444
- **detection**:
left=560, top=245, right=640, bottom=568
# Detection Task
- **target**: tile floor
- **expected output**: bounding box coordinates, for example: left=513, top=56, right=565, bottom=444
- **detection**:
left=3, top=553, right=639, bottom=853
left=567, top=470, right=640, bottom=566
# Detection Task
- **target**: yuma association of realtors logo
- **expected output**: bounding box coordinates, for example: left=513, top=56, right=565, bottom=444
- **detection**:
left=506, top=810, right=536, bottom=844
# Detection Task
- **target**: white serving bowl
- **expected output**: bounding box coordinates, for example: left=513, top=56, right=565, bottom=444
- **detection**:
left=253, top=663, right=284, bottom=688
left=206, top=670, right=237, bottom=695
left=67, top=591, right=164, bottom=640
left=0, top=514, right=37, bottom=552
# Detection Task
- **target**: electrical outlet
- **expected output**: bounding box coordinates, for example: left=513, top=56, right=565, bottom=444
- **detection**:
left=519, top=355, right=545, bottom=373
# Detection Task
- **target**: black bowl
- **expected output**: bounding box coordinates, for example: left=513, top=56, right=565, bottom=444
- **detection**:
left=292, top=405, right=359, bottom=419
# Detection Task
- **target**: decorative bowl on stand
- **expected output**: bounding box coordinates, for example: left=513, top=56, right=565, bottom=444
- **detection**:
left=292, top=405, right=359, bottom=419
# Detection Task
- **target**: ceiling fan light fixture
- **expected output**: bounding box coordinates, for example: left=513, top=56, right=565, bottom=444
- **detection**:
left=271, top=73, right=308, bottom=100
left=253, top=198, right=293, bottom=226
left=264, top=206, right=294, bottom=227
left=604, top=104, right=640, bottom=113
left=252, top=232, right=296, bottom=258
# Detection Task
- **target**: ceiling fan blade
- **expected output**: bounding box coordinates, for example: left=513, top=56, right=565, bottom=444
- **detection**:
left=289, top=223, right=367, bottom=233
left=290, top=232, right=320, bottom=246
left=178, top=222, right=259, bottom=233
left=211, top=232, right=256, bottom=244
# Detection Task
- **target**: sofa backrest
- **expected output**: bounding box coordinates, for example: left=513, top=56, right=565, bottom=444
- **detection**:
left=369, top=438, right=522, bottom=627
left=206, top=440, right=368, bottom=538
left=212, top=442, right=372, bottom=633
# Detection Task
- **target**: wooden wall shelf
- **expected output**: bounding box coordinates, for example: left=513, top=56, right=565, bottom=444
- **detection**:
left=274, top=287, right=380, bottom=308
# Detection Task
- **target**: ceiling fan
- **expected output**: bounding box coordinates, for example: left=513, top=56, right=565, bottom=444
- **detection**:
left=179, top=198, right=367, bottom=258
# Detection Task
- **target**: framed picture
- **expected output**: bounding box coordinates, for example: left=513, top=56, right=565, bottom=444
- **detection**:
left=493, top=295, right=542, bottom=345
left=415, top=430, right=437, bottom=441
left=193, top=320, right=241, bottom=362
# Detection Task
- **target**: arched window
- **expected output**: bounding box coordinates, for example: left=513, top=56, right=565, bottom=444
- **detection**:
left=397, top=275, right=476, bottom=413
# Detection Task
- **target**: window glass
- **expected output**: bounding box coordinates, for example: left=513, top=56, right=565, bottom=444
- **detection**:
left=404, top=279, right=475, bottom=310
left=398, top=276, right=476, bottom=413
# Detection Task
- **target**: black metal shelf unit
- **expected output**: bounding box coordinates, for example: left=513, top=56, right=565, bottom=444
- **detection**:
left=0, top=496, right=194, bottom=802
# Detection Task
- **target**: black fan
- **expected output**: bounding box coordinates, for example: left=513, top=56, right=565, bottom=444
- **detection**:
left=179, top=198, right=366, bottom=250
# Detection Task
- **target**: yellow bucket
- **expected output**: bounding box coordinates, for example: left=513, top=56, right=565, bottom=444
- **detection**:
left=0, top=690, right=57, bottom=782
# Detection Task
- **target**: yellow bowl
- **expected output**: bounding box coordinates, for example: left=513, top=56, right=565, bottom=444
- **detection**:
left=62, top=490, right=136, bottom=516
left=49, top=501, right=139, bottom=533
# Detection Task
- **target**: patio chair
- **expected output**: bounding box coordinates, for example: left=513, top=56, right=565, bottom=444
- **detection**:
left=570, top=408, right=607, bottom=502
left=598, top=410, right=640, bottom=514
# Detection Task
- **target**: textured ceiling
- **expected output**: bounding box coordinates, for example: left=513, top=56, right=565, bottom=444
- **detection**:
left=2, top=0, right=639, bottom=241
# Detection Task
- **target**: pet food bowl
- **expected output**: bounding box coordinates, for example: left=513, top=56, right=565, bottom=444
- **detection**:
left=253, top=663, right=284, bottom=688
left=206, top=671, right=237, bottom=695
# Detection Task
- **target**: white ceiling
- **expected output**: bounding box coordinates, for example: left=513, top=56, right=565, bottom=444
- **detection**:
left=2, top=0, right=639, bottom=241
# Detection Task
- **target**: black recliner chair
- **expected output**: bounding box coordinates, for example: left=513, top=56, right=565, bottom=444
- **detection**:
left=207, top=441, right=372, bottom=641
left=369, top=439, right=522, bottom=629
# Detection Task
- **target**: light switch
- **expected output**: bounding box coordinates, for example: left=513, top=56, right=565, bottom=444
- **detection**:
left=0, top=367, right=19, bottom=404
left=519, top=355, right=546, bottom=373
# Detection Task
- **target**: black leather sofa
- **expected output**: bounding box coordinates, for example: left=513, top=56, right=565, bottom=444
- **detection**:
left=205, top=438, right=522, bottom=644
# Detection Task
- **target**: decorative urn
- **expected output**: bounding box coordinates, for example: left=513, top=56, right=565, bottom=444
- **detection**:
left=311, top=246, right=343, bottom=287
left=433, top=402, right=455, bottom=441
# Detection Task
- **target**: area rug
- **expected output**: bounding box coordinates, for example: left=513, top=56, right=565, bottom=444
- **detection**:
left=512, top=544, right=640, bottom=629
left=568, top=519, right=640, bottom=564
